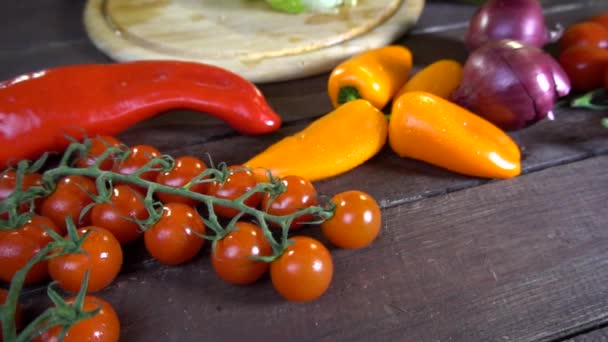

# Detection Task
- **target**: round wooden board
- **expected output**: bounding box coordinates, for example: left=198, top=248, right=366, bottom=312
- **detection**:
left=84, top=0, right=425, bottom=83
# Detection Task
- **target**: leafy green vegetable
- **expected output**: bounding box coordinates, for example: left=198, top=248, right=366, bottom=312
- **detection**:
left=265, top=0, right=307, bottom=14
left=264, top=0, right=356, bottom=14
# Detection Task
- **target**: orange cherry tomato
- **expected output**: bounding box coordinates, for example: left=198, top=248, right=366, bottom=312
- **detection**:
left=321, top=191, right=382, bottom=249
left=558, top=44, right=608, bottom=92
left=112, top=144, right=161, bottom=185
left=0, top=216, right=61, bottom=285
left=0, top=170, right=43, bottom=219
left=75, top=136, right=123, bottom=171
left=40, top=175, right=98, bottom=233
left=144, top=203, right=205, bottom=265
left=559, top=21, right=608, bottom=51
left=261, top=175, right=317, bottom=229
left=207, top=165, right=262, bottom=218
left=33, top=296, right=120, bottom=342
left=589, top=13, right=608, bottom=31
left=211, top=221, right=272, bottom=285
left=90, top=185, right=148, bottom=244
left=155, top=156, right=208, bottom=206
left=270, top=236, right=333, bottom=302
left=48, top=227, right=123, bottom=293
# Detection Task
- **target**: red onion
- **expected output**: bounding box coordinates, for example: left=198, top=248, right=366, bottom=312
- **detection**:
left=465, top=0, right=560, bottom=51
left=451, top=39, right=571, bottom=131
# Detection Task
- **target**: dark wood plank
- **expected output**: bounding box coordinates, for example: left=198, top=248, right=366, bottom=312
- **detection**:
left=568, top=327, right=608, bottom=342
left=114, top=105, right=607, bottom=210
left=31, top=155, right=604, bottom=342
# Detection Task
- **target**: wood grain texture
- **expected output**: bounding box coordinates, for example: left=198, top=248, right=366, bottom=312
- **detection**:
left=29, top=156, right=604, bottom=342
left=83, top=0, right=424, bottom=82
left=3, top=1, right=608, bottom=341
left=568, top=328, right=608, bottom=342
left=113, top=104, right=608, bottom=210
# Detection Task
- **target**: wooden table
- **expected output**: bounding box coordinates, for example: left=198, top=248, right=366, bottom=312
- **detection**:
left=2, top=1, right=608, bottom=341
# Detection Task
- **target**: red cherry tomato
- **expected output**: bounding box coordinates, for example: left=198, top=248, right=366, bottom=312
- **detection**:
left=559, top=44, right=608, bottom=92
left=155, top=156, right=208, bottom=206
left=75, top=136, right=123, bottom=171
left=270, top=236, right=333, bottom=302
left=559, top=22, right=608, bottom=52
left=144, top=203, right=205, bottom=265
left=211, top=221, right=272, bottom=285
left=90, top=185, right=148, bottom=244
left=0, top=287, right=23, bottom=339
left=261, top=175, right=317, bottom=229
left=589, top=13, right=608, bottom=31
left=207, top=165, right=262, bottom=218
left=0, top=170, right=43, bottom=219
left=321, top=191, right=382, bottom=249
left=40, top=176, right=98, bottom=233
left=0, top=216, right=61, bottom=285
left=33, top=295, right=120, bottom=342
left=48, top=226, right=123, bottom=293
left=112, top=144, right=161, bottom=184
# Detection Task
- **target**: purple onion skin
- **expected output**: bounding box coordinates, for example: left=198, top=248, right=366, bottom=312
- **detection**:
left=451, top=40, right=571, bottom=131
left=465, top=0, right=550, bottom=51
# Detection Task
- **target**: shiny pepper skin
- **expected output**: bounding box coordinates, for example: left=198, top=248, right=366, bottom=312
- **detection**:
left=0, top=61, right=282, bottom=167
left=394, top=59, right=463, bottom=100
left=388, top=91, right=521, bottom=179
left=328, top=45, right=413, bottom=109
left=245, top=99, right=388, bottom=182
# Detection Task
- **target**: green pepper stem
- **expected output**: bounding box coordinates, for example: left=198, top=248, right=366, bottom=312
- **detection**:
left=337, top=86, right=362, bottom=105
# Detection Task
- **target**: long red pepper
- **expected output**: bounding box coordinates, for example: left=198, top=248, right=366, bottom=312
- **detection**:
left=0, top=60, right=282, bottom=166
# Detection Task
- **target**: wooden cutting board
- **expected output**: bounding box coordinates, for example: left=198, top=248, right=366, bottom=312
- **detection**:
left=84, top=0, right=425, bottom=83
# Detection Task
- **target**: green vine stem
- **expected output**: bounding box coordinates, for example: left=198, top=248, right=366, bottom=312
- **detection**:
left=0, top=139, right=336, bottom=256
left=0, top=218, right=97, bottom=341
left=570, top=88, right=608, bottom=111
left=0, top=139, right=338, bottom=340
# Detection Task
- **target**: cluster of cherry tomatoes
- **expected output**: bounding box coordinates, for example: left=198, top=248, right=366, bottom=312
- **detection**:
left=0, top=135, right=382, bottom=341
left=558, top=12, right=608, bottom=92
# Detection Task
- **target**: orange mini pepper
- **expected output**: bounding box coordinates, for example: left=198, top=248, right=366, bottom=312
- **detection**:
left=388, top=91, right=521, bottom=179
left=328, top=45, right=413, bottom=109
left=394, top=59, right=463, bottom=100
left=245, top=99, right=388, bottom=182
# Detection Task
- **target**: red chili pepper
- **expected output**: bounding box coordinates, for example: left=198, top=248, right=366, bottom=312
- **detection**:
left=0, top=60, right=282, bottom=166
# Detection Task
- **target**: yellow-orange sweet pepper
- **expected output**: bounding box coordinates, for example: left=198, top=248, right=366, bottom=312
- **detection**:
left=394, top=59, right=463, bottom=100
left=244, top=99, right=388, bottom=182
left=328, top=45, right=413, bottom=109
left=389, top=91, right=521, bottom=179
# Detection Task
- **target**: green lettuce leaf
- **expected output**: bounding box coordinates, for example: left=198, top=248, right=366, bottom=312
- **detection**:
left=264, top=0, right=307, bottom=14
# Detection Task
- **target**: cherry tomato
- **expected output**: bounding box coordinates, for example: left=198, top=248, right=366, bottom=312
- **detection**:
left=558, top=44, right=608, bottom=91
left=559, top=22, right=608, bottom=52
left=0, top=288, right=23, bottom=339
left=155, top=156, right=208, bottom=206
left=144, top=203, right=205, bottom=265
left=321, top=191, right=382, bottom=249
left=112, top=144, right=161, bottom=184
left=261, top=175, right=317, bottom=229
left=75, top=136, right=123, bottom=171
left=48, top=226, right=123, bottom=293
left=0, top=216, right=61, bottom=285
left=589, top=13, right=608, bottom=31
left=211, top=221, right=272, bottom=285
left=40, top=176, right=98, bottom=233
left=207, top=165, right=262, bottom=218
left=0, top=170, right=43, bottom=219
left=270, top=236, right=333, bottom=302
left=90, top=185, right=147, bottom=244
left=33, top=295, right=120, bottom=342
